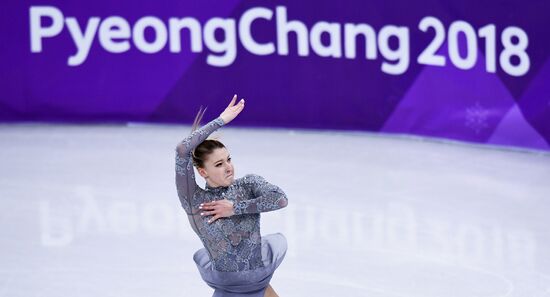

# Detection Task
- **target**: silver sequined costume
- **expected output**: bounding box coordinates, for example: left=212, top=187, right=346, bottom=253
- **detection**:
left=175, top=117, right=288, bottom=296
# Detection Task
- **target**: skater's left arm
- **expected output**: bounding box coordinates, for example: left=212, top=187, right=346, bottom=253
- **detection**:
left=233, top=174, right=288, bottom=215
left=199, top=175, right=288, bottom=223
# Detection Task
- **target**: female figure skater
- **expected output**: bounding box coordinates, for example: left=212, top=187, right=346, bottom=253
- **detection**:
left=175, top=95, right=288, bottom=297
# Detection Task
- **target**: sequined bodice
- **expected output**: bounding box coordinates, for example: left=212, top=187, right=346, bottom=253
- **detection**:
left=175, top=117, right=288, bottom=272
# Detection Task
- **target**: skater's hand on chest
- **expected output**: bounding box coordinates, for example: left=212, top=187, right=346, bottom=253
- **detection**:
left=199, top=199, right=235, bottom=224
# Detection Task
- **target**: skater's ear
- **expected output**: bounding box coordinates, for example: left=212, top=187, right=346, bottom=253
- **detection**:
left=197, top=167, right=208, bottom=179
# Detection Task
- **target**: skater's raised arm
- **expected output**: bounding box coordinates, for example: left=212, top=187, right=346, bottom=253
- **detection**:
left=175, top=95, right=245, bottom=214
left=175, top=118, right=224, bottom=213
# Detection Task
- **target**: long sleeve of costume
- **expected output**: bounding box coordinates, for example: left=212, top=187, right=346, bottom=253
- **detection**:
left=233, top=174, right=288, bottom=215
left=175, top=117, right=225, bottom=214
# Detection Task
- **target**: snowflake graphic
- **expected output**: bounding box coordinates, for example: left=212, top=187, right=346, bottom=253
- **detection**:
left=465, top=102, right=490, bottom=134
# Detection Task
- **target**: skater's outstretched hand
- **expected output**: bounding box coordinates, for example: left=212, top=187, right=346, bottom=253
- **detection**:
left=220, top=95, right=245, bottom=124
left=199, top=199, right=235, bottom=223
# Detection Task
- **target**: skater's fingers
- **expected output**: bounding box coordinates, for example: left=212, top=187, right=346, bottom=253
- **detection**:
left=200, top=211, right=216, bottom=216
left=199, top=204, right=215, bottom=210
left=208, top=215, right=221, bottom=224
left=200, top=201, right=219, bottom=207
left=226, top=95, right=237, bottom=108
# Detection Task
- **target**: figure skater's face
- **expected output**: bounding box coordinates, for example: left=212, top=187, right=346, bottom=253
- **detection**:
left=198, top=147, right=235, bottom=188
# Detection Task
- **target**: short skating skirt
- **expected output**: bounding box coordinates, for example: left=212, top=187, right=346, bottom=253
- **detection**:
left=193, top=233, right=287, bottom=297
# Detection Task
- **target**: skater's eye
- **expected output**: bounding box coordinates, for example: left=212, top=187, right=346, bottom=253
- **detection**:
left=227, top=157, right=231, bottom=163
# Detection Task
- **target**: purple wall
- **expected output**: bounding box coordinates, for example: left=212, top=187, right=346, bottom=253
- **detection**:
left=2, top=0, right=549, bottom=151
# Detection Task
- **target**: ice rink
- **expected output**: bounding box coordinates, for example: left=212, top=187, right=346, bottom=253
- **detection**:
left=1, top=123, right=549, bottom=297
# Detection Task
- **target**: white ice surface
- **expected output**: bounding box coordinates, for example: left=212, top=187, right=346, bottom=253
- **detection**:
left=1, top=123, right=549, bottom=297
